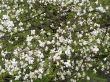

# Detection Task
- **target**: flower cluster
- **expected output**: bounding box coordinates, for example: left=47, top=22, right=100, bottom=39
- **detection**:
left=0, top=0, right=110, bottom=82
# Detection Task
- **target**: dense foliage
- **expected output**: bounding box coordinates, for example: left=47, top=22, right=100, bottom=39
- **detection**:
left=0, top=0, right=110, bottom=82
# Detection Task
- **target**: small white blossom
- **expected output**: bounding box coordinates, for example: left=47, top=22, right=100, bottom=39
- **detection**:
left=87, top=76, right=90, bottom=80
left=31, top=30, right=35, bottom=35
left=91, top=45, right=99, bottom=53
left=26, top=35, right=33, bottom=42
left=64, top=60, right=71, bottom=67
left=96, top=6, right=106, bottom=13
left=2, top=15, right=9, bottom=20
left=38, top=40, right=45, bottom=47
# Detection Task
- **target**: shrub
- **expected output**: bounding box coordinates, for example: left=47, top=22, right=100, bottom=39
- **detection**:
left=0, top=0, right=110, bottom=82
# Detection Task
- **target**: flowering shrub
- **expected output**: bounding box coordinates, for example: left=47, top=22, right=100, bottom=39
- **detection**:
left=0, top=0, right=110, bottom=82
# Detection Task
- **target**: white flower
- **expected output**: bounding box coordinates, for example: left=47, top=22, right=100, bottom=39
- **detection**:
left=78, top=34, right=83, bottom=38
left=64, top=60, right=71, bottom=67
left=38, top=68, right=44, bottom=74
left=79, top=20, right=83, bottom=26
left=19, top=22, right=23, bottom=26
left=1, top=20, right=14, bottom=32
left=31, top=30, right=35, bottom=35
left=65, top=46, right=71, bottom=56
left=24, top=74, right=29, bottom=80
left=1, top=51, right=6, bottom=57
left=89, top=6, right=94, bottom=11
left=6, top=21, right=14, bottom=27
left=67, top=21, right=70, bottom=24
left=87, top=76, right=90, bottom=80
left=91, top=45, right=99, bottom=53
left=70, top=79, right=76, bottom=82
left=56, top=41, right=60, bottom=46
left=53, top=53, right=61, bottom=61
left=29, top=72, right=35, bottom=79
left=27, top=0, right=35, bottom=3
left=38, top=40, right=45, bottom=47
left=37, top=52, right=44, bottom=59
left=0, top=25, right=4, bottom=31
left=11, top=58, right=17, bottom=66
left=15, top=75, right=21, bottom=80
left=91, top=30, right=98, bottom=36
left=103, top=58, right=107, bottom=61
left=45, top=46, right=48, bottom=51
left=38, top=74, right=42, bottom=79
left=0, top=32, right=4, bottom=38
left=74, top=0, right=79, bottom=4
left=66, top=70, right=71, bottom=75
left=61, top=74, right=65, bottom=80
left=40, top=29, right=45, bottom=34
left=10, top=80, right=12, bottom=82
left=59, top=36, right=64, bottom=43
left=28, top=58, right=34, bottom=64
left=1, top=15, right=14, bottom=32
left=93, top=69, right=97, bottom=73
left=2, top=15, right=9, bottom=20
left=46, top=41, right=51, bottom=45
left=67, top=39, right=72, bottom=44
left=75, top=66, right=79, bottom=71
left=95, top=0, right=98, bottom=4
left=96, top=6, right=106, bottom=13
left=1, top=69, right=5, bottom=73
left=47, top=32, right=51, bottom=35
left=19, top=27, right=24, bottom=31
left=83, top=41, right=88, bottom=45
left=77, top=11, right=81, bottom=16
left=28, top=51, right=33, bottom=56
left=77, top=73, right=81, bottom=77
left=26, top=35, right=33, bottom=42
left=55, top=33, right=59, bottom=38
left=96, top=38, right=101, bottom=44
